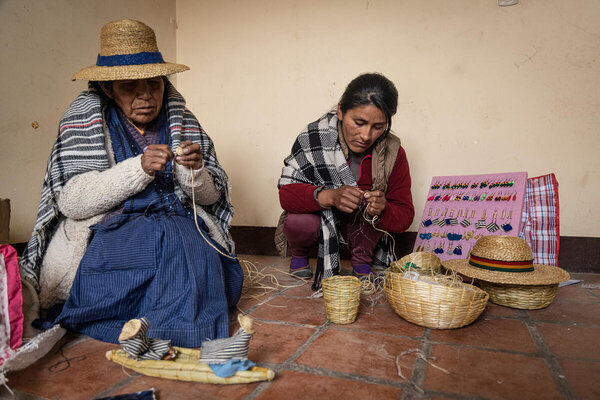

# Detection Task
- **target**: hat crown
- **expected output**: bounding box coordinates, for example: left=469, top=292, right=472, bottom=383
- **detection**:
left=99, top=19, right=159, bottom=56
left=471, top=235, right=533, bottom=262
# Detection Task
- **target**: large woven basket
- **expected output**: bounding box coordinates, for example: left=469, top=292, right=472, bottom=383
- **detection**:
left=322, top=276, right=361, bottom=324
left=384, top=269, right=489, bottom=329
left=479, top=282, right=558, bottom=309
left=391, top=252, right=443, bottom=274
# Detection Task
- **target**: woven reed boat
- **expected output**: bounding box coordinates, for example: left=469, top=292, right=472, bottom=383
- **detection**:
left=106, top=346, right=275, bottom=384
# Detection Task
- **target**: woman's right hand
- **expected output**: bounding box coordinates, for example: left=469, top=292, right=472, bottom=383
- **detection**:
left=317, top=186, right=365, bottom=213
left=141, top=144, right=174, bottom=175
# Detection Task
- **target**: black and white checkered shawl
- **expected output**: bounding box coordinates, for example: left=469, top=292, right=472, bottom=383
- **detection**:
left=20, top=81, right=234, bottom=291
left=278, top=111, right=393, bottom=289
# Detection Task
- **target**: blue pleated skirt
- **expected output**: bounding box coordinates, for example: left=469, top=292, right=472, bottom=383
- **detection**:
left=56, top=211, right=243, bottom=347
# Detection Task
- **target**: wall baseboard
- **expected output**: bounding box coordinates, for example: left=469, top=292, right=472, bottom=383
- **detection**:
left=10, top=228, right=599, bottom=274
left=230, top=226, right=600, bottom=274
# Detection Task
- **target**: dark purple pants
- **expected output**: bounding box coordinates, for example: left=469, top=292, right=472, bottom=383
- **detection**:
left=283, top=211, right=383, bottom=266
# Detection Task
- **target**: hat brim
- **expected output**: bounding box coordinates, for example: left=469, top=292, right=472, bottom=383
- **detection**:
left=443, top=259, right=570, bottom=285
left=72, top=62, right=189, bottom=81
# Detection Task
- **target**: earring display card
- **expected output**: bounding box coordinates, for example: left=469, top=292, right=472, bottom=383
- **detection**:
left=413, top=171, right=528, bottom=261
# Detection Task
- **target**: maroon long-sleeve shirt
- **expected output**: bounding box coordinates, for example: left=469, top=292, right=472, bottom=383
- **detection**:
left=279, top=146, right=414, bottom=233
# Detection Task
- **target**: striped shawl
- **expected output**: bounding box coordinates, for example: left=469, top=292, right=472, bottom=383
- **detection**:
left=20, top=81, right=234, bottom=291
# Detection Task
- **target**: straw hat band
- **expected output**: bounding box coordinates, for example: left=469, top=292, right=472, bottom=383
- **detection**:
left=469, top=254, right=534, bottom=273
left=96, top=51, right=165, bottom=67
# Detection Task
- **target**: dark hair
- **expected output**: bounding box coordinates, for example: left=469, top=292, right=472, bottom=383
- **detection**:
left=339, top=73, right=398, bottom=135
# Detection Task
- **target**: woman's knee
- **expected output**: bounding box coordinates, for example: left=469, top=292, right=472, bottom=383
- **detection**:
left=283, top=213, right=321, bottom=242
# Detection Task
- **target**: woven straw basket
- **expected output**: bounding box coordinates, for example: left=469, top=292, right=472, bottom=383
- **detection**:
left=442, top=236, right=570, bottom=310
left=479, top=282, right=558, bottom=310
left=384, top=268, right=489, bottom=329
left=392, top=252, right=443, bottom=274
left=322, top=276, right=361, bottom=324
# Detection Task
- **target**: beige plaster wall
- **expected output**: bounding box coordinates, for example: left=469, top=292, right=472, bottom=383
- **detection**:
left=176, top=0, right=599, bottom=237
left=2, top=0, right=598, bottom=243
left=0, top=0, right=177, bottom=242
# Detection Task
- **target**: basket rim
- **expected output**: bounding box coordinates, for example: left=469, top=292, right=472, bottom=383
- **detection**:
left=384, top=268, right=488, bottom=297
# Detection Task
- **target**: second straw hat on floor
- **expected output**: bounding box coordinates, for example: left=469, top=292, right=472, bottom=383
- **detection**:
left=443, top=235, right=569, bottom=309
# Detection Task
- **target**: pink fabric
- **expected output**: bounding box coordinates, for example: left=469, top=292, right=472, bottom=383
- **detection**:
left=519, top=174, right=560, bottom=266
left=1, top=245, right=23, bottom=351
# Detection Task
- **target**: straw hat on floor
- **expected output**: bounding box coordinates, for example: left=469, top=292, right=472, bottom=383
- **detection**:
left=72, top=19, right=189, bottom=81
left=443, top=235, right=569, bottom=309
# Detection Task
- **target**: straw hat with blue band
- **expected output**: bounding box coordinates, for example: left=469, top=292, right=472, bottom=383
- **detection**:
left=443, top=235, right=569, bottom=285
left=72, top=19, right=189, bottom=81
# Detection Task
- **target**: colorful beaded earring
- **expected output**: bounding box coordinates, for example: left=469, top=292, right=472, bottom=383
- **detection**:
left=436, top=209, right=448, bottom=227
left=453, top=245, right=463, bottom=256
left=445, top=209, right=458, bottom=226
left=430, top=208, right=441, bottom=226
left=501, top=210, right=513, bottom=232
left=446, top=242, right=454, bottom=255
left=421, top=207, right=433, bottom=227
left=486, top=210, right=500, bottom=232
left=475, top=210, right=487, bottom=229
left=460, top=209, right=472, bottom=227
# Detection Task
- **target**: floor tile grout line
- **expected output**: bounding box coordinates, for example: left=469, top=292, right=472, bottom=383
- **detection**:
left=248, top=316, right=427, bottom=342
left=247, top=316, right=322, bottom=330
left=519, top=310, right=578, bottom=400
left=421, top=389, right=497, bottom=400
left=286, top=362, right=408, bottom=389
left=326, top=325, right=425, bottom=341
left=583, top=287, right=600, bottom=301
left=401, top=328, right=431, bottom=400
left=90, top=374, right=141, bottom=399
left=0, top=388, right=50, bottom=400
left=282, top=321, right=330, bottom=365
left=246, top=360, right=411, bottom=391
left=244, top=320, right=330, bottom=400
left=423, top=340, right=540, bottom=358
left=528, top=318, right=599, bottom=328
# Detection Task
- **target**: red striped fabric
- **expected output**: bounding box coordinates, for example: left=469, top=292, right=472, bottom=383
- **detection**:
left=519, top=174, right=560, bottom=266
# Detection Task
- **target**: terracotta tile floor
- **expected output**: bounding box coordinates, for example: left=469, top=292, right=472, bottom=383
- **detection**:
left=2, top=255, right=599, bottom=400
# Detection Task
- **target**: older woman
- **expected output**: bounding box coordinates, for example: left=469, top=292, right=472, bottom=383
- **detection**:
left=276, top=73, right=414, bottom=288
left=19, top=20, right=242, bottom=347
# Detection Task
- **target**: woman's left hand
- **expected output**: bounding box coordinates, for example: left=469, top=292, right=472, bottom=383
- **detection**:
left=364, top=190, right=386, bottom=218
left=175, top=140, right=203, bottom=170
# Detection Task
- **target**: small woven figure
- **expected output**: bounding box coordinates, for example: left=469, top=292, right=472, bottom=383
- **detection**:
left=119, top=318, right=174, bottom=360
left=198, top=314, right=254, bottom=364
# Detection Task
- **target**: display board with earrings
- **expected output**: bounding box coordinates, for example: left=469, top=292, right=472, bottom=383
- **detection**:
left=414, top=171, right=528, bottom=260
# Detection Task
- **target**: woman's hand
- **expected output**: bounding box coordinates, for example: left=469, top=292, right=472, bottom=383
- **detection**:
left=318, top=186, right=365, bottom=213
left=141, top=144, right=173, bottom=175
left=175, top=140, right=203, bottom=170
left=364, top=190, right=386, bottom=218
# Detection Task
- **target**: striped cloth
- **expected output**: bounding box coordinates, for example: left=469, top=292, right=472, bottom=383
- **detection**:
left=278, top=111, right=394, bottom=289
left=20, top=81, right=234, bottom=292
left=198, top=327, right=252, bottom=364
left=119, top=318, right=171, bottom=361
left=519, top=173, right=560, bottom=266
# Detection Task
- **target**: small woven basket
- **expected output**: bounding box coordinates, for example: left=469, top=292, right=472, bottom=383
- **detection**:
left=322, top=276, right=361, bottom=324
left=391, top=252, right=443, bottom=274
left=479, top=282, right=558, bottom=310
left=384, top=269, right=489, bottom=329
